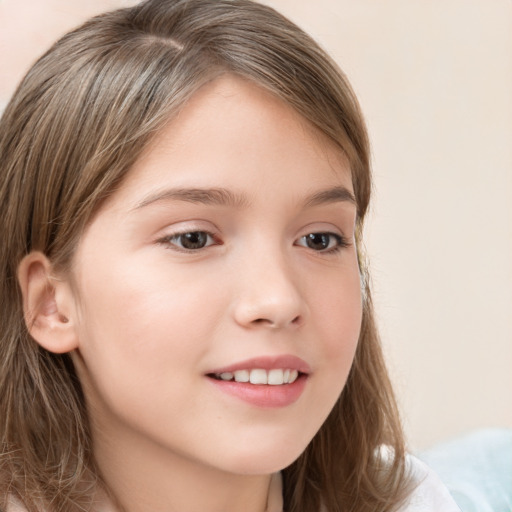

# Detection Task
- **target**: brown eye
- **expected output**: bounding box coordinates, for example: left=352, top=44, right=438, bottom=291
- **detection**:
left=180, top=232, right=208, bottom=249
left=296, top=232, right=346, bottom=252
left=166, top=231, right=214, bottom=250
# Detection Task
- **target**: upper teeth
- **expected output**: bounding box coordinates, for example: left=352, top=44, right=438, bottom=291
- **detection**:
left=216, top=369, right=299, bottom=385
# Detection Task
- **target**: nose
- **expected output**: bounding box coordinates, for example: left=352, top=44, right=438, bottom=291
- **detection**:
left=232, top=250, right=307, bottom=330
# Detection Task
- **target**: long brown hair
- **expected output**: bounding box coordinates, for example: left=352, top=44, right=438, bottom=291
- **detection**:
left=0, top=1, right=408, bottom=511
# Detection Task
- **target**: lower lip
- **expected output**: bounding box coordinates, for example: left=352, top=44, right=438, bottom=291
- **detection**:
left=208, top=375, right=307, bottom=408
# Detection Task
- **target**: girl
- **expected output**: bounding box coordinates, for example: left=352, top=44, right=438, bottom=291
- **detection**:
left=0, top=1, right=460, bottom=511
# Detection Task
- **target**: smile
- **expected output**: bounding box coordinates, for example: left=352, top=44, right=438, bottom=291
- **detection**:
left=211, top=368, right=300, bottom=385
left=207, top=355, right=310, bottom=408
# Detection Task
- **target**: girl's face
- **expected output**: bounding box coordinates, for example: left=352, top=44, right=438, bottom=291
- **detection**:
left=69, top=75, right=362, bottom=475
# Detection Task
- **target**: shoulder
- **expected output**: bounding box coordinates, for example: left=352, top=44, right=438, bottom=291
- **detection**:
left=397, top=454, right=461, bottom=512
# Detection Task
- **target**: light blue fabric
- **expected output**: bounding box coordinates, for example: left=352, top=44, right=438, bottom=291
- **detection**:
left=419, top=429, right=512, bottom=512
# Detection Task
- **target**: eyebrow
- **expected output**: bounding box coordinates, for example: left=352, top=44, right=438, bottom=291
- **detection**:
left=302, top=186, right=356, bottom=208
left=133, top=187, right=248, bottom=210
left=133, top=185, right=356, bottom=210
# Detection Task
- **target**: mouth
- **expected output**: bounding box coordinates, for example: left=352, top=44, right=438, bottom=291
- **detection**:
left=206, top=355, right=310, bottom=408
left=208, top=368, right=302, bottom=385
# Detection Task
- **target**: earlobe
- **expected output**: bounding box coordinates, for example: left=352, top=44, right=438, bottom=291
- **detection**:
left=17, top=252, right=79, bottom=354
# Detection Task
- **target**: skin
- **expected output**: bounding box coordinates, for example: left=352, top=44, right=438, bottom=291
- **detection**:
left=20, top=75, right=362, bottom=512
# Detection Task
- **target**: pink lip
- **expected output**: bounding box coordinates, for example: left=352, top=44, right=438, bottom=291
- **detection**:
left=206, top=355, right=310, bottom=408
left=208, top=377, right=307, bottom=408
left=208, top=355, right=311, bottom=375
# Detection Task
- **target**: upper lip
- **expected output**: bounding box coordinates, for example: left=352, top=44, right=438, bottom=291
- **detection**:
left=208, top=355, right=311, bottom=375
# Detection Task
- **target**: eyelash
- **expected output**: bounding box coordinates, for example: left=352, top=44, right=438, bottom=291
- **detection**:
left=295, top=232, right=350, bottom=253
left=158, top=231, right=219, bottom=252
left=158, top=230, right=350, bottom=254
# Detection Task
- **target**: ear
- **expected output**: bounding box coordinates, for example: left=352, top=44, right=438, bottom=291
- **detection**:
left=17, top=251, right=79, bottom=354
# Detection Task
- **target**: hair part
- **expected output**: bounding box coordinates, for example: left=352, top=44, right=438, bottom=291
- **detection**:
left=0, top=1, right=408, bottom=511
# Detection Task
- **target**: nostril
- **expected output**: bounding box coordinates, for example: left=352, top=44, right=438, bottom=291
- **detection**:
left=291, top=315, right=302, bottom=326
left=252, top=318, right=281, bottom=328
left=250, top=315, right=302, bottom=328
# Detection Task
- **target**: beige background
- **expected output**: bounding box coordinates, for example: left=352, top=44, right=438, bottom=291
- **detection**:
left=1, top=0, right=511, bottom=451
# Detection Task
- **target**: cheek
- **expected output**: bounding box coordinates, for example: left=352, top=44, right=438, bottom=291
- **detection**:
left=311, top=262, right=363, bottom=359
left=77, top=255, right=212, bottom=338
left=306, top=263, right=362, bottom=417
left=284, top=264, right=361, bottom=455
left=71, top=265, right=219, bottom=431
left=72, top=259, right=223, bottom=391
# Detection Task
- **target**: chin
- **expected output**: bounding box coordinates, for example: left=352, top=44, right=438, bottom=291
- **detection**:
left=213, top=438, right=311, bottom=476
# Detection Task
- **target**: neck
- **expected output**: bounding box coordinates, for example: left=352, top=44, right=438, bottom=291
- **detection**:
left=91, top=411, right=275, bottom=512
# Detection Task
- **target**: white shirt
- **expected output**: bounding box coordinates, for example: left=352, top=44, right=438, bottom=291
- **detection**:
left=265, top=454, right=460, bottom=512
left=397, top=455, right=461, bottom=511
left=6, top=455, right=460, bottom=512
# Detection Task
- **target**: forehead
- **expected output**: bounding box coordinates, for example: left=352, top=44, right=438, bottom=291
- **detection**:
left=104, top=75, right=354, bottom=211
